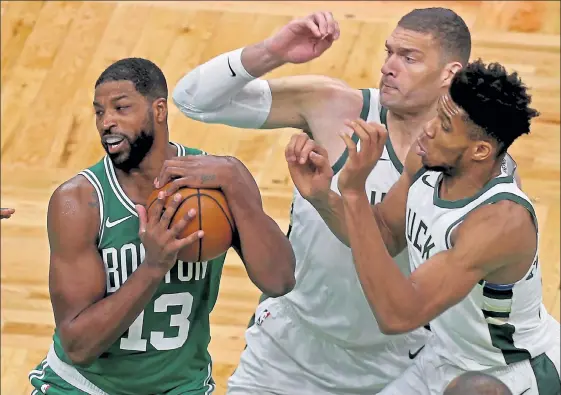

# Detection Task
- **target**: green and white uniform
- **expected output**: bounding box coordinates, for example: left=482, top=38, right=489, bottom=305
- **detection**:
left=380, top=166, right=561, bottom=395
left=29, top=142, right=225, bottom=395
left=228, top=89, right=431, bottom=395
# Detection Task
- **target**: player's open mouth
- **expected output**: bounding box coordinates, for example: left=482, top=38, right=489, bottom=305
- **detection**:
left=104, top=136, right=126, bottom=153
left=415, top=138, right=427, bottom=156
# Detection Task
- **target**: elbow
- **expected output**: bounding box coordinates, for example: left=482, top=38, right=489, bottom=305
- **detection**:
left=262, top=276, right=296, bottom=298
left=258, top=263, right=296, bottom=297
left=377, top=315, right=415, bottom=335
left=65, top=350, right=97, bottom=367
left=59, top=329, right=97, bottom=367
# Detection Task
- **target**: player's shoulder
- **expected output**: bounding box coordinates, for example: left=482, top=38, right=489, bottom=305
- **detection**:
left=49, top=175, right=98, bottom=218
left=453, top=193, right=536, bottom=248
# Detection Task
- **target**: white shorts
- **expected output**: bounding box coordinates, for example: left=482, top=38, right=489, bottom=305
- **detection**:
left=379, top=318, right=561, bottom=395
left=227, top=297, right=432, bottom=395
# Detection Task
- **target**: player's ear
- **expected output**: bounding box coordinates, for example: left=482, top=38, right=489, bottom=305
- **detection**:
left=440, top=62, right=462, bottom=88
left=153, top=98, right=168, bottom=123
left=471, top=140, right=493, bottom=162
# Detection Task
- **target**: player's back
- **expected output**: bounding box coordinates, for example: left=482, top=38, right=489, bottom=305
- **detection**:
left=406, top=165, right=560, bottom=375
left=282, top=88, right=413, bottom=347
left=42, top=142, right=225, bottom=395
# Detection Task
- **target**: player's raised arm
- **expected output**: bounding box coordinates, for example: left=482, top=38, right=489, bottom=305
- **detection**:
left=172, top=12, right=364, bottom=162
left=48, top=176, right=201, bottom=366
left=284, top=123, right=418, bottom=256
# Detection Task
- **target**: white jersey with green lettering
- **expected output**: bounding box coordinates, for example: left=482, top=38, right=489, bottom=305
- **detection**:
left=280, top=88, right=519, bottom=348
left=282, top=88, right=416, bottom=347
left=406, top=164, right=556, bottom=371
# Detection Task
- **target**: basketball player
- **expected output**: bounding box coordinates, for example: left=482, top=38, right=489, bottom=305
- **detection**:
left=287, top=59, right=561, bottom=394
left=1, top=207, right=15, bottom=219
left=170, top=8, right=518, bottom=394
left=28, top=58, right=296, bottom=395
left=444, top=372, right=513, bottom=395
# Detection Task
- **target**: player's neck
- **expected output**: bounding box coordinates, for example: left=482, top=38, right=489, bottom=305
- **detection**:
left=114, top=137, right=176, bottom=203
left=387, top=105, right=436, bottom=162
left=439, top=161, right=503, bottom=202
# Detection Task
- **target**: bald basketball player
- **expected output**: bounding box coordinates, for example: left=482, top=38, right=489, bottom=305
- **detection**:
left=1, top=208, right=15, bottom=219
left=444, top=372, right=513, bottom=395
left=28, top=57, right=295, bottom=395
left=287, top=59, right=561, bottom=394
left=171, top=8, right=516, bottom=395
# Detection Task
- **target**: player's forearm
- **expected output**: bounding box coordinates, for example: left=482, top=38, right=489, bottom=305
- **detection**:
left=225, top=172, right=296, bottom=296
left=239, top=41, right=286, bottom=78
left=341, top=193, right=420, bottom=334
left=308, top=190, right=351, bottom=246
left=172, top=42, right=282, bottom=126
left=60, top=263, right=166, bottom=366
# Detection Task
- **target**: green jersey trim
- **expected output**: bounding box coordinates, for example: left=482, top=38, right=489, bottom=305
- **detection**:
left=331, top=88, right=371, bottom=175
left=78, top=168, right=106, bottom=244
left=380, top=107, right=404, bottom=174
left=433, top=173, right=515, bottom=209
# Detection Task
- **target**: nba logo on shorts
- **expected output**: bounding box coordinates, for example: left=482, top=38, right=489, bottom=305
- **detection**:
left=256, top=309, right=271, bottom=326
left=41, top=384, right=50, bottom=394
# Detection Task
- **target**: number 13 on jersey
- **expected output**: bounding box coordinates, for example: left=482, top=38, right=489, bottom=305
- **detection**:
left=121, top=292, right=194, bottom=351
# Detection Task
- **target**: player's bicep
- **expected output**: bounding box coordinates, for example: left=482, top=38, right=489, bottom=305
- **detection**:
left=47, top=178, right=107, bottom=330
left=267, top=75, right=361, bottom=133
left=407, top=201, right=536, bottom=325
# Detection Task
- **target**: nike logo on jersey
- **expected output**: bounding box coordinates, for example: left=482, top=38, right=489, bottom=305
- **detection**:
left=421, top=174, right=433, bottom=188
left=408, top=345, right=425, bottom=359
left=227, top=57, right=236, bottom=77
left=106, top=215, right=132, bottom=228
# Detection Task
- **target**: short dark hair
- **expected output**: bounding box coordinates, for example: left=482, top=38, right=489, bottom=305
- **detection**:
left=444, top=371, right=513, bottom=395
left=450, top=59, right=539, bottom=156
left=398, top=7, right=471, bottom=66
left=95, top=58, right=168, bottom=101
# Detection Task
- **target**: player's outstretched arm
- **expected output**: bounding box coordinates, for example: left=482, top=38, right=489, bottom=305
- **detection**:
left=155, top=155, right=296, bottom=297
left=49, top=176, right=201, bottom=366
left=172, top=12, right=364, bottom=162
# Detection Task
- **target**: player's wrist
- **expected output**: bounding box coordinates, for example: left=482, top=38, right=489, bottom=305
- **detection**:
left=241, top=41, right=287, bottom=78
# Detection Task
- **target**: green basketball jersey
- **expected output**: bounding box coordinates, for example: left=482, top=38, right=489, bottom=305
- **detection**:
left=50, top=142, right=226, bottom=395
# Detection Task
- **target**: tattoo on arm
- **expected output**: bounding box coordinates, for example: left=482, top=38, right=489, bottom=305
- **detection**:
left=88, top=191, right=99, bottom=209
left=200, top=174, right=216, bottom=184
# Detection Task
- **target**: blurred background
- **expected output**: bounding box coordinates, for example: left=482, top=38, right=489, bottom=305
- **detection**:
left=1, top=1, right=559, bottom=394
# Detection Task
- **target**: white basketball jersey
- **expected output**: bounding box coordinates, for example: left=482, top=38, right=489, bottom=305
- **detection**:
left=406, top=166, right=554, bottom=370
left=282, top=88, right=413, bottom=347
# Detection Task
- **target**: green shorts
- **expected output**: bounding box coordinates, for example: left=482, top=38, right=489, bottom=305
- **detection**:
left=28, top=359, right=216, bottom=395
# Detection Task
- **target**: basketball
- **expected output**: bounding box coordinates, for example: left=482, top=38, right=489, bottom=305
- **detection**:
left=146, top=186, right=235, bottom=262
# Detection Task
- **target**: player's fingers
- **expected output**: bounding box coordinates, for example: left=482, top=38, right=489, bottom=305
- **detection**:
left=159, top=193, right=183, bottom=231
left=135, top=204, right=148, bottom=235
left=285, top=133, right=307, bottom=162
left=167, top=207, right=197, bottom=238
left=312, top=12, right=329, bottom=37
left=298, top=139, right=318, bottom=164
left=155, top=160, right=189, bottom=189
left=332, top=17, right=340, bottom=40
left=171, top=230, right=204, bottom=252
left=345, top=119, right=371, bottom=148
left=161, top=172, right=199, bottom=196
left=302, top=17, right=322, bottom=38
left=148, top=191, right=166, bottom=225
left=339, top=132, right=358, bottom=161
left=292, top=133, right=312, bottom=161
left=355, top=118, right=378, bottom=143
left=308, top=150, right=330, bottom=173
left=324, top=11, right=337, bottom=37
